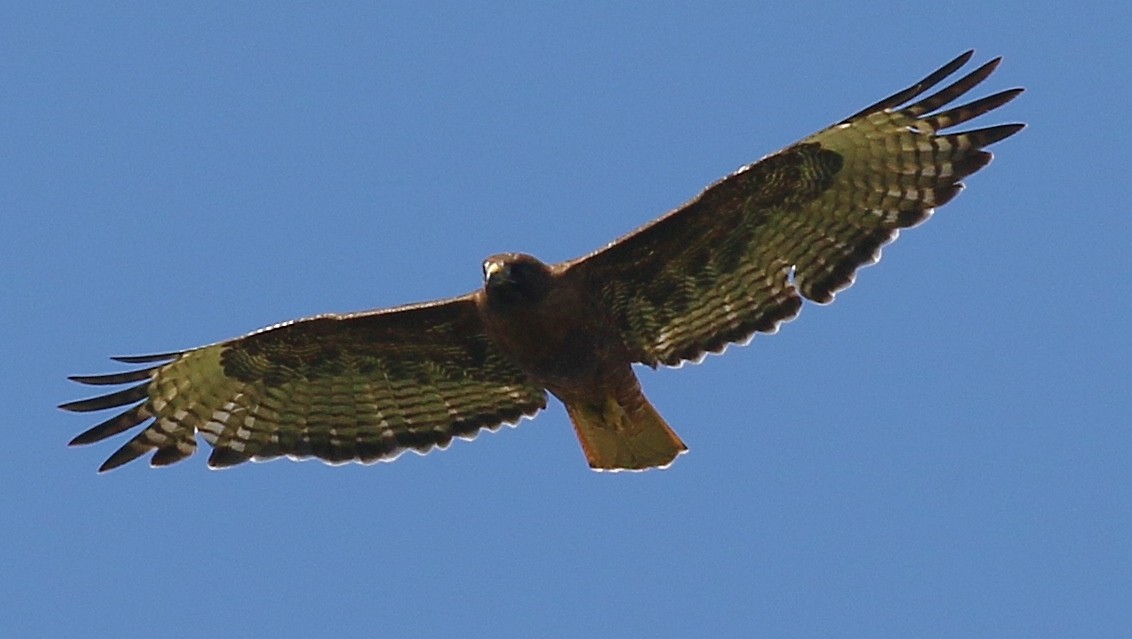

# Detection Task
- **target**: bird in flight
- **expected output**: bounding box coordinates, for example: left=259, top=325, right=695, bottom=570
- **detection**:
left=63, top=51, right=1024, bottom=473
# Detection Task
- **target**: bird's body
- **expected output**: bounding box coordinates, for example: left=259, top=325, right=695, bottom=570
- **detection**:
left=478, top=254, right=688, bottom=469
left=63, top=51, right=1024, bottom=473
left=477, top=255, right=609, bottom=392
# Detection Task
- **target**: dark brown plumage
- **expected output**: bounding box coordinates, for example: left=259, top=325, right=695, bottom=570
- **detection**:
left=62, top=51, right=1023, bottom=472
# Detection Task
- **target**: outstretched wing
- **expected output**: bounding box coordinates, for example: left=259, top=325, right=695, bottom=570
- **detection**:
left=566, top=50, right=1024, bottom=367
left=62, top=296, right=547, bottom=472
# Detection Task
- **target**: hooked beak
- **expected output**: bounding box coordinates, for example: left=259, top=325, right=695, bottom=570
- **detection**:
left=483, top=260, right=509, bottom=286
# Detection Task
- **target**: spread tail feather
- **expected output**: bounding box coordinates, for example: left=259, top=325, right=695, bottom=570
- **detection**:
left=565, top=392, right=688, bottom=471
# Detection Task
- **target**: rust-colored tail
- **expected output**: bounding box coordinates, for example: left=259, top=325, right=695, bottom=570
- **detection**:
left=564, top=391, right=688, bottom=471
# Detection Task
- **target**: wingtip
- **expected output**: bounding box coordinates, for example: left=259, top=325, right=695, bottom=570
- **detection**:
left=97, top=456, right=123, bottom=473
left=58, top=398, right=87, bottom=412
left=838, top=50, right=990, bottom=125
left=68, top=424, right=113, bottom=447
left=972, top=55, right=1004, bottom=80
left=66, top=373, right=118, bottom=386
left=979, top=123, right=1027, bottom=146
left=1000, top=87, right=1026, bottom=102
left=944, top=50, right=976, bottom=75
left=97, top=442, right=148, bottom=472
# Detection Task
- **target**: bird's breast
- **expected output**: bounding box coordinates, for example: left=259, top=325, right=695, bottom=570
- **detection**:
left=478, top=285, right=624, bottom=394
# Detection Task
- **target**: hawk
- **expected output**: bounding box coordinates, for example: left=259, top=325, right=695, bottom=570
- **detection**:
left=62, top=51, right=1024, bottom=472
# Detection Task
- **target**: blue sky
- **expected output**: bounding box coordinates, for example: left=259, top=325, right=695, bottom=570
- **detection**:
left=3, top=3, right=1129, bottom=637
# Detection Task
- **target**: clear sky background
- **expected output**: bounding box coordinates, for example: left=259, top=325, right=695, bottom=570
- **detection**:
left=3, top=3, right=1129, bottom=637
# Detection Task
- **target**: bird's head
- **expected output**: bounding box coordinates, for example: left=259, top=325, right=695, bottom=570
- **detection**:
left=482, top=253, right=554, bottom=305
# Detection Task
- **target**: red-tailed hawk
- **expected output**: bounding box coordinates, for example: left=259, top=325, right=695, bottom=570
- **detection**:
left=63, top=51, right=1023, bottom=472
